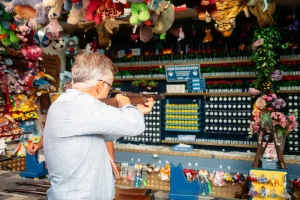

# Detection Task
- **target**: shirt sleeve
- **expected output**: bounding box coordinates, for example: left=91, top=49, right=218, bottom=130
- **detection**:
left=69, top=94, right=145, bottom=141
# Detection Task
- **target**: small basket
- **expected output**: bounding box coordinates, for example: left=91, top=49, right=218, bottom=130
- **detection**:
left=261, top=158, right=278, bottom=169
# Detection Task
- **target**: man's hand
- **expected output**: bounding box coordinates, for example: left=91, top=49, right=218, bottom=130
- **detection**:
left=27, top=143, right=40, bottom=155
left=137, top=98, right=154, bottom=114
left=115, top=94, right=131, bottom=108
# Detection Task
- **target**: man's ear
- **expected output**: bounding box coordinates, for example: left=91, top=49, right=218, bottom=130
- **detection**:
left=96, top=81, right=105, bottom=94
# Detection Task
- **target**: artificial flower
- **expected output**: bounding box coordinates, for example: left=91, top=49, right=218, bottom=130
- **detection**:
left=255, top=98, right=266, bottom=109
left=289, top=115, right=296, bottom=122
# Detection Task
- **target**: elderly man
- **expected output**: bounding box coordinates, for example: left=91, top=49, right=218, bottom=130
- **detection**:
left=43, top=52, right=154, bottom=200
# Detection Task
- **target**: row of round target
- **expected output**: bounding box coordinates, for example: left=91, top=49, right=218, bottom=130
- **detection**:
left=205, top=112, right=251, bottom=117
left=288, top=140, right=300, bottom=145
left=123, top=137, right=160, bottom=143
left=288, top=96, right=300, bottom=100
left=145, top=116, right=160, bottom=120
left=145, top=127, right=160, bottom=132
left=289, top=133, right=299, bottom=139
left=288, top=102, right=300, bottom=107
left=205, top=104, right=251, bottom=109
left=205, top=126, right=251, bottom=132
left=145, top=122, right=160, bottom=126
left=289, top=147, right=300, bottom=152
left=141, top=133, right=160, bottom=137
left=205, top=119, right=251, bottom=124
left=208, top=97, right=251, bottom=102
left=146, top=111, right=161, bottom=116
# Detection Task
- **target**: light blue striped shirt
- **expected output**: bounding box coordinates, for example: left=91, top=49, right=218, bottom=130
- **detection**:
left=43, top=89, right=145, bottom=200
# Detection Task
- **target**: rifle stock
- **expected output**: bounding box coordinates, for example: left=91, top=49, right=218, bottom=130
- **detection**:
left=99, top=92, right=163, bottom=107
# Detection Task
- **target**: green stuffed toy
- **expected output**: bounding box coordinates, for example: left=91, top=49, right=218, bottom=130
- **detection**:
left=129, top=0, right=150, bottom=25
left=0, top=24, right=20, bottom=46
left=0, top=6, right=19, bottom=46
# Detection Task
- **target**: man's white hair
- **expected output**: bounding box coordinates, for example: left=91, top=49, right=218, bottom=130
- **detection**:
left=71, top=52, right=118, bottom=87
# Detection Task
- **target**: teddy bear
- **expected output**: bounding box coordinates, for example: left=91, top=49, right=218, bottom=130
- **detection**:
left=67, top=0, right=91, bottom=25
left=43, top=0, right=64, bottom=20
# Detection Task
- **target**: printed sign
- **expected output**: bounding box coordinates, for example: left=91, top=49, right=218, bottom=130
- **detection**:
left=165, top=64, right=201, bottom=82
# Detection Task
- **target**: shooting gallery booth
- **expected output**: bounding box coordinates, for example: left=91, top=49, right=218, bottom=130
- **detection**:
left=1, top=0, right=300, bottom=199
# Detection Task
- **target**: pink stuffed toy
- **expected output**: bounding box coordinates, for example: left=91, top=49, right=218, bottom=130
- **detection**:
left=21, top=46, right=42, bottom=61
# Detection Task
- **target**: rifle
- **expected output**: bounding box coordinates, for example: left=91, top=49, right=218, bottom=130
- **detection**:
left=99, top=91, right=164, bottom=107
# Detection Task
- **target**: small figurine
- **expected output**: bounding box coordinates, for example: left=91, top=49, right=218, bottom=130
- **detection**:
left=260, top=186, right=268, bottom=197
left=248, top=186, right=258, bottom=197
left=280, top=188, right=291, bottom=200
left=258, top=174, right=268, bottom=184
left=177, top=26, right=185, bottom=41
left=270, top=188, right=277, bottom=198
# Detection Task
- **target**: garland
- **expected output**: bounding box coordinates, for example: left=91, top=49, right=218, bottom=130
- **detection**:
left=251, top=27, right=288, bottom=92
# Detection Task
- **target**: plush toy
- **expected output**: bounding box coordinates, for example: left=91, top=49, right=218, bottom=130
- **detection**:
left=203, top=29, right=213, bottom=43
left=0, top=24, right=20, bottom=46
left=0, top=5, right=12, bottom=30
left=2, top=0, right=48, bottom=28
left=67, top=0, right=91, bottom=25
left=64, top=0, right=83, bottom=11
left=44, top=19, right=63, bottom=40
left=14, top=5, right=37, bottom=23
left=248, top=0, right=275, bottom=28
left=152, top=3, right=174, bottom=34
left=128, top=0, right=150, bottom=25
left=43, top=0, right=64, bottom=20
left=85, top=0, right=103, bottom=24
left=195, top=0, right=220, bottom=21
left=215, top=0, right=250, bottom=37
left=16, top=24, right=31, bottom=43
left=21, top=46, right=43, bottom=60
left=64, top=36, right=79, bottom=57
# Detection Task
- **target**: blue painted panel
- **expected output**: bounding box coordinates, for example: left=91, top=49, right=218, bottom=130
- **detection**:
left=115, top=151, right=300, bottom=179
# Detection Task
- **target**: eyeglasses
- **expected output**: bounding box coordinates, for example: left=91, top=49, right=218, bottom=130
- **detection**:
left=98, top=80, right=115, bottom=98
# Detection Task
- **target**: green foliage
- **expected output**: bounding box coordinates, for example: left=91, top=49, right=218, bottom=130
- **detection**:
left=252, top=27, right=288, bottom=90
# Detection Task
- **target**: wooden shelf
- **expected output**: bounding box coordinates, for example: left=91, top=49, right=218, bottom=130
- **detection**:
left=114, top=77, right=166, bottom=81
left=115, top=59, right=252, bottom=68
left=162, top=140, right=257, bottom=148
left=280, top=58, right=300, bottom=62
left=202, top=75, right=256, bottom=79
left=277, top=90, right=300, bottom=94
left=114, top=75, right=256, bottom=81
left=164, top=92, right=252, bottom=97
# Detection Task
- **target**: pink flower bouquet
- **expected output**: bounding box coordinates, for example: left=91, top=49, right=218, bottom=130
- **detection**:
left=250, top=93, right=298, bottom=137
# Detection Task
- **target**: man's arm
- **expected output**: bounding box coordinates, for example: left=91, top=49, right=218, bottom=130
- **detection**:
left=105, top=141, right=115, bottom=161
left=63, top=94, right=147, bottom=140
left=27, top=136, right=43, bottom=155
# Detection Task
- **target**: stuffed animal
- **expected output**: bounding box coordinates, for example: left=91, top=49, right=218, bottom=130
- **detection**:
left=215, top=0, right=250, bottom=37
left=152, top=3, right=174, bottom=34
left=68, top=0, right=91, bottom=25
left=128, top=0, right=150, bottom=25
left=16, top=24, right=31, bottom=43
left=14, top=5, right=37, bottom=22
left=64, top=0, right=83, bottom=11
left=21, top=46, right=43, bottom=60
left=64, top=36, right=79, bottom=57
left=203, top=29, right=213, bottom=43
left=2, top=0, right=48, bottom=28
left=248, top=0, right=269, bottom=12
left=248, top=0, right=275, bottom=28
left=195, top=0, right=220, bottom=21
left=0, top=5, right=12, bottom=30
left=43, top=0, right=64, bottom=20
left=0, top=24, right=20, bottom=46
left=85, top=0, right=103, bottom=24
